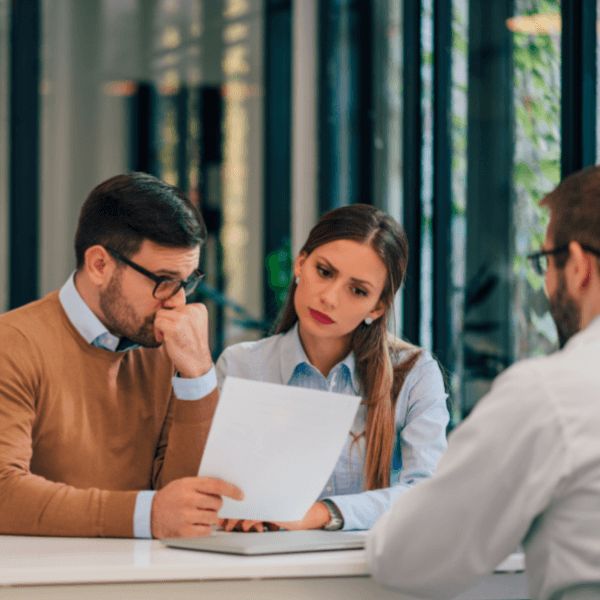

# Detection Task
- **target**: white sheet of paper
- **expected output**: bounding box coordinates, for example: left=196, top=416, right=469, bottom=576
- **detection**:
left=197, top=376, right=362, bottom=521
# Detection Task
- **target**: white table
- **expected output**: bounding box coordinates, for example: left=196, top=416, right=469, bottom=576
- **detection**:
left=0, top=535, right=527, bottom=600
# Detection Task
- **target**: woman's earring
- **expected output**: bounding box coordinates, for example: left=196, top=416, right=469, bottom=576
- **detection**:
left=295, top=276, right=300, bottom=285
left=364, top=316, right=373, bottom=325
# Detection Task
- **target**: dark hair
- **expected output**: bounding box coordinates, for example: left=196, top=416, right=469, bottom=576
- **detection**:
left=541, top=165, right=600, bottom=270
left=74, top=172, right=207, bottom=269
left=275, top=204, right=421, bottom=491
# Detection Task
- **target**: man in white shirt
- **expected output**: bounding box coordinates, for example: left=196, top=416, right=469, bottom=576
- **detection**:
left=367, top=165, right=600, bottom=600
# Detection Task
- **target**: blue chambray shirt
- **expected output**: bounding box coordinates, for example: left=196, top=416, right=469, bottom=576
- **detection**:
left=216, top=323, right=449, bottom=531
left=59, top=272, right=217, bottom=538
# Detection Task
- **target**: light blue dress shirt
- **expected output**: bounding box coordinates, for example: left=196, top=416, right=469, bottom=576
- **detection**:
left=216, top=323, right=449, bottom=531
left=58, top=272, right=217, bottom=538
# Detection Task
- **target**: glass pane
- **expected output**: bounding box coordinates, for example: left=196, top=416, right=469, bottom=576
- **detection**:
left=510, top=0, right=561, bottom=359
left=39, top=0, right=266, bottom=353
left=219, top=0, right=265, bottom=346
left=421, top=0, right=433, bottom=352
left=152, top=0, right=191, bottom=187
left=450, top=0, right=468, bottom=415
left=151, top=0, right=267, bottom=349
left=372, top=0, right=403, bottom=332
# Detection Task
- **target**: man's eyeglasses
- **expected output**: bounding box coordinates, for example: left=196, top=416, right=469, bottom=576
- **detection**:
left=105, top=248, right=204, bottom=300
left=527, top=243, right=600, bottom=276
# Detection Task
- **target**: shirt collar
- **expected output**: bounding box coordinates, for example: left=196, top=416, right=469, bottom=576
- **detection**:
left=279, top=322, right=360, bottom=393
left=58, top=271, right=134, bottom=352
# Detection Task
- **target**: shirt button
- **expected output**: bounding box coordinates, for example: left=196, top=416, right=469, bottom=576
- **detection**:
left=326, top=486, right=333, bottom=492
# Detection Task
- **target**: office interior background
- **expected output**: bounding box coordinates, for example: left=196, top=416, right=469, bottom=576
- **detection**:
left=0, top=0, right=597, bottom=422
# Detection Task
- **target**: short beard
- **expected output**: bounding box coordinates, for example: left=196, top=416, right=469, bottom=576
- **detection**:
left=98, top=268, right=161, bottom=348
left=549, top=272, right=581, bottom=349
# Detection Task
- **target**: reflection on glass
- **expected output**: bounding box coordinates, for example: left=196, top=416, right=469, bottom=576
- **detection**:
left=224, top=23, right=249, bottom=44
left=187, top=85, right=201, bottom=204
left=224, top=0, right=250, bottom=20
left=420, top=0, right=433, bottom=352
left=372, top=0, right=403, bottom=333
left=162, top=25, right=182, bottom=49
left=451, top=0, right=468, bottom=413
left=221, top=1, right=252, bottom=342
left=158, top=101, right=179, bottom=186
left=511, top=0, right=561, bottom=358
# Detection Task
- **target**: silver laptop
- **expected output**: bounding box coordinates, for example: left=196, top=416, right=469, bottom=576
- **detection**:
left=161, top=529, right=366, bottom=555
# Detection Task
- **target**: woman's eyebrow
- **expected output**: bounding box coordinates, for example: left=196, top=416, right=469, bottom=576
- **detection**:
left=316, top=256, right=376, bottom=289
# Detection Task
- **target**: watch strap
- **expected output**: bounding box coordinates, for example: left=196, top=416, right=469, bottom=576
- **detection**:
left=321, top=499, right=344, bottom=531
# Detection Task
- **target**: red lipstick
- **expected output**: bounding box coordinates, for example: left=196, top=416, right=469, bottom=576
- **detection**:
left=309, top=308, right=334, bottom=325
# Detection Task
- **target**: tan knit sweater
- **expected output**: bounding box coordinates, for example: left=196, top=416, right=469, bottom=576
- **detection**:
left=0, top=292, right=217, bottom=537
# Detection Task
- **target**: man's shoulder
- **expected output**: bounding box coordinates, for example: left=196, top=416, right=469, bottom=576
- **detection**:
left=485, top=342, right=599, bottom=422
left=499, top=334, right=598, bottom=383
left=491, top=352, right=559, bottom=393
left=0, top=293, right=69, bottom=376
left=0, top=292, right=64, bottom=339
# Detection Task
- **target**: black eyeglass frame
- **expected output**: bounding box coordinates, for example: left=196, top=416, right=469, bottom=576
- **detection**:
left=105, top=248, right=205, bottom=299
left=527, top=243, right=600, bottom=276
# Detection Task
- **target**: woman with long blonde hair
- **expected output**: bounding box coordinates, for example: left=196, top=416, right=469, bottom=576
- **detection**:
left=217, top=204, right=449, bottom=531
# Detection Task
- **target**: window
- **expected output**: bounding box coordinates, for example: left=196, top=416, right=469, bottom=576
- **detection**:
left=510, top=0, right=561, bottom=359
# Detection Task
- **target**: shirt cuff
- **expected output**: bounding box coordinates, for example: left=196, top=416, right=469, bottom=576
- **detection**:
left=134, top=490, right=157, bottom=539
left=172, top=365, right=217, bottom=400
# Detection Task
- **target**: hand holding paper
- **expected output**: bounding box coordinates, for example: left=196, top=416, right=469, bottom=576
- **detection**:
left=198, top=377, right=362, bottom=522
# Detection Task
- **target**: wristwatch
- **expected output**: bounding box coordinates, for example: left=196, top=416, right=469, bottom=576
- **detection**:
left=321, top=499, right=344, bottom=531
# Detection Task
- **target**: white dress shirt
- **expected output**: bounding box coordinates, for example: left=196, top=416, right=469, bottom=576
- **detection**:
left=367, top=315, right=600, bottom=600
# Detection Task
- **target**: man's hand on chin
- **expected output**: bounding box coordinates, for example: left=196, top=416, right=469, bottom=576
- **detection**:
left=153, top=304, right=213, bottom=378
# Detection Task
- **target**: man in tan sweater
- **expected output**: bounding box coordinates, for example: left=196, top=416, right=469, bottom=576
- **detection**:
left=0, top=173, right=242, bottom=538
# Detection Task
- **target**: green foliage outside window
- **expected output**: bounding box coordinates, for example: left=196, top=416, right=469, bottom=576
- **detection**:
left=266, top=239, right=293, bottom=308
left=512, top=0, right=561, bottom=358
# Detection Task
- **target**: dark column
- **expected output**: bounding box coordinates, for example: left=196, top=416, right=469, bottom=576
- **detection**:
left=432, top=0, right=453, bottom=372
left=401, top=0, right=422, bottom=346
left=264, top=0, right=292, bottom=323
left=177, top=87, right=188, bottom=192
left=319, top=0, right=373, bottom=213
left=9, top=0, right=40, bottom=309
left=129, top=83, right=156, bottom=175
left=463, top=0, right=514, bottom=416
left=199, top=86, right=225, bottom=356
left=561, top=0, right=597, bottom=176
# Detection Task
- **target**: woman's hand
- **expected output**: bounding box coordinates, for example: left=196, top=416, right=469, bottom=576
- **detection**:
left=269, top=501, right=331, bottom=530
left=219, top=518, right=277, bottom=533
left=219, top=502, right=331, bottom=533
